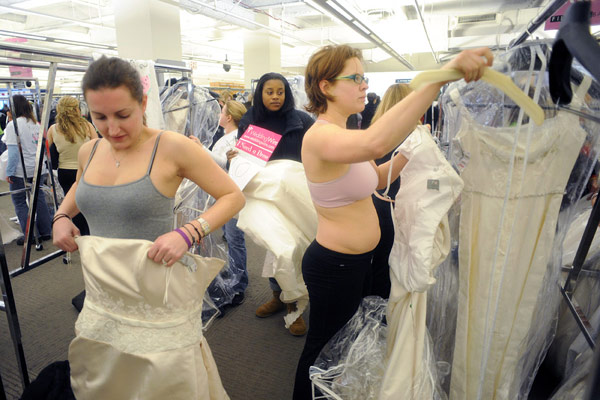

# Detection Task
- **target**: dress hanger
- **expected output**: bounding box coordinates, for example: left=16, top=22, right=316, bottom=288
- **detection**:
left=409, top=67, right=545, bottom=126
left=549, top=0, right=600, bottom=105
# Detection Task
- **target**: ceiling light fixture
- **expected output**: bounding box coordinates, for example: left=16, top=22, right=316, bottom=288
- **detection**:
left=0, top=5, right=114, bottom=30
left=184, top=0, right=315, bottom=47
left=0, top=30, right=117, bottom=51
left=306, top=0, right=414, bottom=70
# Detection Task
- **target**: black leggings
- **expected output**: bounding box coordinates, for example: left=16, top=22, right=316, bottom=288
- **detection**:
left=293, top=240, right=373, bottom=400
left=58, top=168, right=89, bottom=236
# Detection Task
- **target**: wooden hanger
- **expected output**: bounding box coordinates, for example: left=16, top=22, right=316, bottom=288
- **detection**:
left=409, top=67, right=545, bottom=126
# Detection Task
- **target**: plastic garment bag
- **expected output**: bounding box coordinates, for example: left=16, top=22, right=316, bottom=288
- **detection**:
left=174, top=178, right=240, bottom=329
left=309, top=296, right=388, bottom=400
left=433, top=42, right=600, bottom=399
left=380, top=125, right=463, bottom=400
left=161, top=80, right=220, bottom=146
left=236, top=160, right=316, bottom=328
left=287, top=76, right=309, bottom=111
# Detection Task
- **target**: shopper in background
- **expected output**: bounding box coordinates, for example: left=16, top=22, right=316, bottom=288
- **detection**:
left=293, top=44, right=493, bottom=399
left=360, top=92, right=379, bottom=129
left=3, top=94, right=53, bottom=245
left=48, top=96, right=98, bottom=236
left=191, top=99, right=249, bottom=307
left=233, top=71, right=314, bottom=336
left=368, top=83, right=415, bottom=299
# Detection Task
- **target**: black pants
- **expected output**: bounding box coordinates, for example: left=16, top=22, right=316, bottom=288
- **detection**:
left=57, top=168, right=89, bottom=236
left=292, top=240, right=373, bottom=400
left=368, top=195, right=394, bottom=298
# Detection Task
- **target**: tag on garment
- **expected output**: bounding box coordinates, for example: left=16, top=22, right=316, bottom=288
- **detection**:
left=427, top=179, right=440, bottom=191
left=456, top=151, right=470, bottom=173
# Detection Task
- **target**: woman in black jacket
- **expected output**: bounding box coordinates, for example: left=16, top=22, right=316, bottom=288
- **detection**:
left=235, top=72, right=314, bottom=336
left=237, top=72, right=314, bottom=162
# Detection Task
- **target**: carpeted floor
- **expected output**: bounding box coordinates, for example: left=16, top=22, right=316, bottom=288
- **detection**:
left=0, top=180, right=306, bottom=400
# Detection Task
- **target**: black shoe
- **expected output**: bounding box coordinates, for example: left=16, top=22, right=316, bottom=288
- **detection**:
left=16, top=236, right=25, bottom=246
left=231, top=292, right=245, bottom=306
left=72, top=290, right=86, bottom=312
left=40, top=235, right=52, bottom=241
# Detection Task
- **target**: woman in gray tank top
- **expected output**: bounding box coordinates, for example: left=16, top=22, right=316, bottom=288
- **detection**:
left=52, top=55, right=245, bottom=267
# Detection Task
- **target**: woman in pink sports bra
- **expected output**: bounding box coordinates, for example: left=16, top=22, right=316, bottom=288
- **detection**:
left=292, top=44, right=493, bottom=399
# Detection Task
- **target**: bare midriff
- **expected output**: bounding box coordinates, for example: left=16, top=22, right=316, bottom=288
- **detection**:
left=313, top=196, right=380, bottom=254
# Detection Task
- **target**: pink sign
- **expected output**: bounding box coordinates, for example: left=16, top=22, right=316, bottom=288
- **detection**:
left=9, top=66, right=33, bottom=78
left=545, top=1, right=600, bottom=30
left=235, top=124, right=282, bottom=163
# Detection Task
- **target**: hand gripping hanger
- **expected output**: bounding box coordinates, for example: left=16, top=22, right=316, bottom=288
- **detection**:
left=409, top=67, right=545, bottom=126
left=549, top=0, right=600, bottom=105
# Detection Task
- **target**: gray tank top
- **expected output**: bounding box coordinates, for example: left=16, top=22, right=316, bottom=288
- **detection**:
left=76, top=132, right=174, bottom=241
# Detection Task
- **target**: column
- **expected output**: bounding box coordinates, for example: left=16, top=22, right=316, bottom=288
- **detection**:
left=243, top=14, right=281, bottom=88
left=113, top=0, right=182, bottom=61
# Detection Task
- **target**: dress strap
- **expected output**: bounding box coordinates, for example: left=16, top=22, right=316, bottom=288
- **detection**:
left=146, top=131, right=164, bottom=175
left=81, top=139, right=101, bottom=179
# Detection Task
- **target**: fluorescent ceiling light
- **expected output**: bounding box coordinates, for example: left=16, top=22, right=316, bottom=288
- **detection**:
left=0, top=5, right=113, bottom=30
left=308, top=0, right=414, bottom=70
left=0, top=30, right=116, bottom=51
left=326, top=1, right=354, bottom=20
left=0, top=30, right=47, bottom=42
left=352, top=21, right=370, bottom=36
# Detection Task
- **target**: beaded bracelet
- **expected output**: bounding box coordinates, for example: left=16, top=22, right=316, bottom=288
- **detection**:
left=186, top=223, right=203, bottom=243
left=51, top=213, right=71, bottom=228
left=174, top=228, right=192, bottom=248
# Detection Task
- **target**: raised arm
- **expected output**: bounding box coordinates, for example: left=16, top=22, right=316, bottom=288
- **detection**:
left=304, top=47, right=493, bottom=165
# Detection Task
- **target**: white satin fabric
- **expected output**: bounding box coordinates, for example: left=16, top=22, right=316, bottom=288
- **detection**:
left=449, top=94, right=587, bottom=399
left=69, top=236, right=229, bottom=400
left=380, top=126, right=463, bottom=399
left=237, top=160, right=317, bottom=328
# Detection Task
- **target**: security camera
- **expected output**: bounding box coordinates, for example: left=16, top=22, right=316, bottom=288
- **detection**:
left=223, top=63, right=231, bottom=72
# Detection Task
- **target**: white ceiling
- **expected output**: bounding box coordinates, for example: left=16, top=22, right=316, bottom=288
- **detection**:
left=0, top=0, right=590, bottom=88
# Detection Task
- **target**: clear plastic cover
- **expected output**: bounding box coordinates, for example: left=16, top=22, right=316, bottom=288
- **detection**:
left=287, top=75, right=309, bottom=111
left=309, top=296, right=388, bottom=400
left=161, top=79, right=220, bottom=147
left=433, top=41, right=600, bottom=399
left=173, top=177, right=243, bottom=329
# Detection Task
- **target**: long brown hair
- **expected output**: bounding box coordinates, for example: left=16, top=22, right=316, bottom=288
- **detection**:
left=371, top=84, right=413, bottom=125
left=56, top=96, right=89, bottom=143
left=11, top=95, right=37, bottom=123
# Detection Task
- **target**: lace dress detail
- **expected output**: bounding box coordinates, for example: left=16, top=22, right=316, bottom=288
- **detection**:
left=69, top=236, right=229, bottom=400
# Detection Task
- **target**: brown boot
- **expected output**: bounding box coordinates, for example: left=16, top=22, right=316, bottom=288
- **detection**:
left=287, top=303, right=307, bottom=336
left=255, top=290, right=285, bottom=317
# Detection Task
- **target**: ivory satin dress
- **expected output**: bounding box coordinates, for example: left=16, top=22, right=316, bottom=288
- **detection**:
left=69, top=236, right=229, bottom=400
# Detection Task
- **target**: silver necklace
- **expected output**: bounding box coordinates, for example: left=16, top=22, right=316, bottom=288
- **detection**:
left=108, top=134, right=143, bottom=168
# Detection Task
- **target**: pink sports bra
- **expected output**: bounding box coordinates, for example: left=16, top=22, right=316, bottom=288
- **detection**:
left=307, top=161, right=379, bottom=208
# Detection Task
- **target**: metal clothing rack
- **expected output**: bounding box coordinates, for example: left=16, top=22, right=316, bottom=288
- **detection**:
left=0, top=50, right=87, bottom=395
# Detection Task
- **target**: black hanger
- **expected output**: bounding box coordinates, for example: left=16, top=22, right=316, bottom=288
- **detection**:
left=549, top=1, right=600, bottom=105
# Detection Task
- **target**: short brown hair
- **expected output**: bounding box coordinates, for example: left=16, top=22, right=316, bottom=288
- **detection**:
left=305, top=45, right=363, bottom=115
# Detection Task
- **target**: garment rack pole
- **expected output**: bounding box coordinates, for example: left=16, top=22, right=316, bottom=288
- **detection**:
left=0, top=227, right=29, bottom=388
left=20, top=62, right=57, bottom=269
left=564, top=181, right=600, bottom=296
left=0, top=63, right=68, bottom=397
left=509, top=0, right=569, bottom=48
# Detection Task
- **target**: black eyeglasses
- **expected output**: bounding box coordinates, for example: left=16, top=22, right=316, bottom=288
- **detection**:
left=334, top=74, right=369, bottom=85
